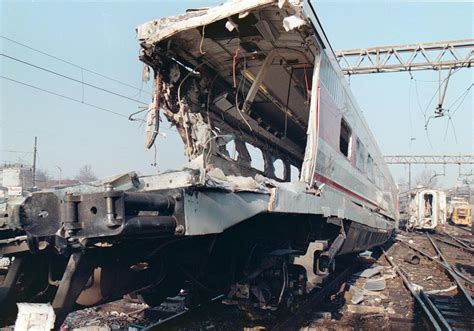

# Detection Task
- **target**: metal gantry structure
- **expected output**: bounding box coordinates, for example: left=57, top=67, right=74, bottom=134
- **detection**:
left=384, top=154, right=474, bottom=190
left=385, top=155, right=474, bottom=165
left=336, top=39, right=474, bottom=75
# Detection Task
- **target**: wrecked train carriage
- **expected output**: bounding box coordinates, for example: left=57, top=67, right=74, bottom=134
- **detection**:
left=0, top=0, right=398, bottom=326
left=135, top=0, right=397, bottom=247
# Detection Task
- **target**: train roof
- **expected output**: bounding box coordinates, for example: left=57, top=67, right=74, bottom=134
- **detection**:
left=136, top=0, right=395, bottom=189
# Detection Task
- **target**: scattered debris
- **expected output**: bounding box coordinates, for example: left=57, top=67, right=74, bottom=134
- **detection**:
left=15, top=303, right=55, bottom=331
left=363, top=277, right=386, bottom=291
left=403, top=252, right=421, bottom=265
left=358, top=251, right=372, bottom=258
left=354, top=265, right=384, bottom=278
left=349, top=286, right=365, bottom=304
left=347, top=305, right=385, bottom=315
left=425, top=285, right=457, bottom=295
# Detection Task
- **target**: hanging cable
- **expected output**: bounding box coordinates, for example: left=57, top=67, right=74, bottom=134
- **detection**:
left=232, top=47, right=241, bottom=88
left=448, top=83, right=474, bottom=116
left=199, top=25, right=207, bottom=55
left=284, top=68, right=294, bottom=138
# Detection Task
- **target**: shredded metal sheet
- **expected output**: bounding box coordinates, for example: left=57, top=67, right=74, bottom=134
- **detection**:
left=136, top=0, right=275, bottom=45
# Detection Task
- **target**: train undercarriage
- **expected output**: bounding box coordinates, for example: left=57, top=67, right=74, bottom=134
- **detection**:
left=0, top=170, right=392, bottom=327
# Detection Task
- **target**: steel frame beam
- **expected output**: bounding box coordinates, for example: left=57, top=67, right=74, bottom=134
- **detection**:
left=336, top=39, right=474, bottom=75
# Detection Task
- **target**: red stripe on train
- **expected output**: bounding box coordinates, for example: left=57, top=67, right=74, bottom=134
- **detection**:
left=314, top=173, right=384, bottom=212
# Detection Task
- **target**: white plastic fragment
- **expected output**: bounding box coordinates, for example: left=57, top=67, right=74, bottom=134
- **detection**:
left=14, top=303, right=55, bottom=331
left=282, top=15, right=306, bottom=32
left=225, top=19, right=238, bottom=32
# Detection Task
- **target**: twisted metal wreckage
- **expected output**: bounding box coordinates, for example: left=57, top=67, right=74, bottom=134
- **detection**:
left=0, top=0, right=398, bottom=327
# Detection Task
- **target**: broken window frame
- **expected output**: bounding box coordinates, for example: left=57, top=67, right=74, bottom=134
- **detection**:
left=367, top=154, right=374, bottom=182
left=355, top=138, right=366, bottom=173
left=339, top=117, right=352, bottom=159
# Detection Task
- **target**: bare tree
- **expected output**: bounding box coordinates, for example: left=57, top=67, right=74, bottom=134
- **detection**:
left=415, top=169, right=440, bottom=189
left=75, top=165, right=98, bottom=183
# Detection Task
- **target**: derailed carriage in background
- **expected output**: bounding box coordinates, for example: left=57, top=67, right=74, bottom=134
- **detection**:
left=0, top=0, right=398, bottom=326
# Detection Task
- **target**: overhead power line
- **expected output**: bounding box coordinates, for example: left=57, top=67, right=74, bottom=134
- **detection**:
left=0, top=35, right=151, bottom=95
left=385, top=155, right=474, bottom=164
left=0, top=150, right=33, bottom=154
left=0, top=75, right=177, bottom=133
left=1, top=53, right=147, bottom=105
left=1, top=75, right=131, bottom=119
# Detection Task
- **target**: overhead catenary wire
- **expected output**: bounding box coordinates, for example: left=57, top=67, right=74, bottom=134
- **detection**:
left=1, top=75, right=178, bottom=134
left=1, top=75, right=131, bottom=119
left=448, top=83, right=474, bottom=116
left=1, top=53, right=148, bottom=105
left=0, top=35, right=151, bottom=95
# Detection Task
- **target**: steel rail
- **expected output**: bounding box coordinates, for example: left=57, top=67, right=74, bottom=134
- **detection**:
left=419, top=290, right=452, bottom=331
left=426, top=234, right=474, bottom=307
left=397, top=238, right=474, bottom=287
left=382, top=249, right=443, bottom=331
left=452, top=225, right=472, bottom=235
left=433, top=234, right=474, bottom=254
left=443, top=232, right=473, bottom=251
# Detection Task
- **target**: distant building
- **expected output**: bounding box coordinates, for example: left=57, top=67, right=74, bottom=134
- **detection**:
left=0, top=163, right=33, bottom=196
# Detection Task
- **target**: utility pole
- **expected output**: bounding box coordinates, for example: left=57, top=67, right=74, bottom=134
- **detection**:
left=32, top=136, right=37, bottom=187
left=408, top=163, right=411, bottom=191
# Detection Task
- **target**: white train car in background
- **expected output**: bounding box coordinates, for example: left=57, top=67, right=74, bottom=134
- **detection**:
left=406, top=188, right=446, bottom=230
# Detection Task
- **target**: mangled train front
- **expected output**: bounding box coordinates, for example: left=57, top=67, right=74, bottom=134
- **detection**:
left=0, top=0, right=398, bottom=326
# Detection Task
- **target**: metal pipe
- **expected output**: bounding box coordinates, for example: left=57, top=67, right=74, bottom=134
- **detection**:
left=124, top=192, right=175, bottom=215
left=123, top=216, right=177, bottom=237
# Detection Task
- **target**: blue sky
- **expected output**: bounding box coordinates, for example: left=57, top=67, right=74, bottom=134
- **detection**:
left=1, top=0, right=472, bottom=187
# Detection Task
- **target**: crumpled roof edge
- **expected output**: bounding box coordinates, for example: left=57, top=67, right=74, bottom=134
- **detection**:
left=136, top=0, right=276, bottom=45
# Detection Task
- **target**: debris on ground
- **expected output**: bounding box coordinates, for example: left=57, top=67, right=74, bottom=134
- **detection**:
left=15, top=303, right=55, bottom=331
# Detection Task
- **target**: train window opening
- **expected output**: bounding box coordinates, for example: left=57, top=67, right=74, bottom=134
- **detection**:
left=339, top=118, right=352, bottom=158
left=367, top=155, right=374, bottom=181
left=245, top=143, right=265, bottom=172
left=290, top=165, right=300, bottom=181
left=273, top=159, right=284, bottom=180
left=224, top=139, right=239, bottom=161
left=355, top=139, right=366, bottom=172
left=423, top=193, right=433, bottom=217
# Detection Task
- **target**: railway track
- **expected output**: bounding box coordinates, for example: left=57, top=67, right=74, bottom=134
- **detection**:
left=63, top=230, right=472, bottom=330
left=392, top=231, right=474, bottom=330
left=125, top=260, right=360, bottom=330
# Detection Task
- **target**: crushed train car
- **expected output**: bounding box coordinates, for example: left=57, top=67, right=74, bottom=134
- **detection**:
left=0, top=0, right=398, bottom=327
left=404, top=188, right=446, bottom=230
